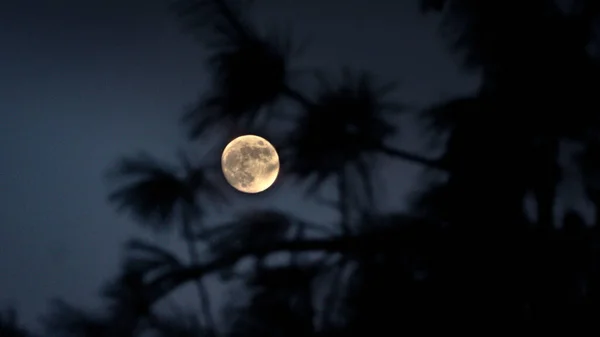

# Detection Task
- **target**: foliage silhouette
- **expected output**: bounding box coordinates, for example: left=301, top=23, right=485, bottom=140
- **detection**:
left=106, top=152, right=225, bottom=335
left=37, top=0, right=600, bottom=336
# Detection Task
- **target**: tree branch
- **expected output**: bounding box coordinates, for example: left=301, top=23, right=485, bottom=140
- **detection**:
left=212, top=0, right=249, bottom=40
left=378, top=144, right=447, bottom=171
left=145, top=236, right=371, bottom=303
left=281, top=84, right=444, bottom=173
left=210, top=1, right=315, bottom=112
left=282, top=85, right=314, bottom=110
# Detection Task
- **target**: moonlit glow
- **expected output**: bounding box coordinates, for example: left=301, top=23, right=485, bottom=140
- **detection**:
left=221, top=135, right=279, bottom=193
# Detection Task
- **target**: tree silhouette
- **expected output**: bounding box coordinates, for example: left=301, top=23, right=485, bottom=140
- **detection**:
left=106, top=152, right=226, bottom=334
left=38, top=0, right=600, bottom=335
left=419, top=0, right=600, bottom=230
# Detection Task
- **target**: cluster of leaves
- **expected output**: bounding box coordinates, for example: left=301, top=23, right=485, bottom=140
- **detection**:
left=5, top=0, right=600, bottom=336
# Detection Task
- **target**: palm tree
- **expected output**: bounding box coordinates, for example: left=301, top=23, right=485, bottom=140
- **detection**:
left=107, top=152, right=226, bottom=334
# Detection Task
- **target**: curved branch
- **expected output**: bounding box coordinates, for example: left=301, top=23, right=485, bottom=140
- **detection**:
left=146, top=237, right=367, bottom=303
left=213, top=0, right=249, bottom=39
left=378, top=144, right=446, bottom=171
left=282, top=85, right=314, bottom=110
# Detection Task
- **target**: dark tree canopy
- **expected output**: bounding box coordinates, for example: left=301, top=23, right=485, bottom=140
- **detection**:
left=9, top=0, right=600, bottom=336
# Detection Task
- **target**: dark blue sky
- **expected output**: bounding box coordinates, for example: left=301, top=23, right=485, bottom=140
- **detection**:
left=0, top=0, right=477, bottom=330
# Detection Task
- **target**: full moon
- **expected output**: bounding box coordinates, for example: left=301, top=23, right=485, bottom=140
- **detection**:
left=221, top=135, right=280, bottom=193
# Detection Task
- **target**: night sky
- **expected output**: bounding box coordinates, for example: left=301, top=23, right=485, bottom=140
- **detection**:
left=0, top=0, right=477, bottom=330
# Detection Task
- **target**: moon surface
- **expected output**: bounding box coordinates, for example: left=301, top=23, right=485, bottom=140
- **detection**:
left=221, top=135, right=280, bottom=193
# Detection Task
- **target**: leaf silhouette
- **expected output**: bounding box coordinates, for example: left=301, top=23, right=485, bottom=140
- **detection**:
left=107, top=152, right=225, bottom=233
left=123, top=239, right=185, bottom=282
left=199, top=210, right=295, bottom=259
left=107, top=152, right=224, bottom=335
left=176, top=0, right=302, bottom=138
left=138, top=211, right=432, bottom=307
left=224, top=265, right=319, bottom=337
left=282, top=69, right=406, bottom=197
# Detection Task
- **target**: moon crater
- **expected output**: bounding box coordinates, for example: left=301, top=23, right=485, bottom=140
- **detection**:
left=221, top=135, right=279, bottom=193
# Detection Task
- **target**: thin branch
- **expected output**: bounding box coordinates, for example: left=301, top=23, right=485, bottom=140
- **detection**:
left=206, top=1, right=315, bottom=112
left=378, top=144, right=447, bottom=171
left=319, top=258, right=347, bottom=329
left=282, top=84, right=314, bottom=110
left=213, top=0, right=249, bottom=39
left=182, top=214, right=217, bottom=337
left=337, top=171, right=352, bottom=235
left=281, top=83, right=444, bottom=173
left=146, top=236, right=377, bottom=303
